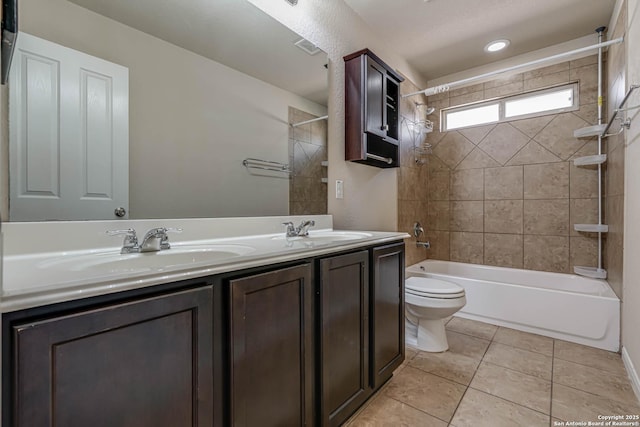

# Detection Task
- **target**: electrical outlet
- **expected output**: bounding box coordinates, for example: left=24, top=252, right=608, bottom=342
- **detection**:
left=336, top=180, right=344, bottom=199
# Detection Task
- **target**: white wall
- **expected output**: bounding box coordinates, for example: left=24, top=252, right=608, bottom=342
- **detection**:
left=1, top=0, right=326, bottom=220
left=623, top=0, right=640, bottom=399
left=246, top=0, right=427, bottom=231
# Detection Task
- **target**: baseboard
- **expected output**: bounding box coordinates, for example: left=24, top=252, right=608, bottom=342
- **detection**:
left=622, top=346, right=640, bottom=404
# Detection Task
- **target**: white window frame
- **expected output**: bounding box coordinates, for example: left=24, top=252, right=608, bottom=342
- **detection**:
left=441, top=82, right=579, bottom=132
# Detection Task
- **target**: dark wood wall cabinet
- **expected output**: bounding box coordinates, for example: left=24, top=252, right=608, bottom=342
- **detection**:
left=344, top=49, right=404, bottom=168
left=2, top=241, right=405, bottom=427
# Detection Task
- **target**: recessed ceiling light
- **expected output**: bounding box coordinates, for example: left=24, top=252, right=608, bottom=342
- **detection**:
left=484, top=39, right=510, bottom=53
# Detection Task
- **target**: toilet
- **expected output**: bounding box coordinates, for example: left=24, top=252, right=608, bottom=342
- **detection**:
left=405, top=276, right=467, bottom=352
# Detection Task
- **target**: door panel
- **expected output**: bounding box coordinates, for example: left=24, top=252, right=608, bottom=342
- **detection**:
left=9, top=32, right=129, bottom=221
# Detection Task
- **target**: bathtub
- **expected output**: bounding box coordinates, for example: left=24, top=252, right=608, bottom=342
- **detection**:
left=406, top=260, right=620, bottom=352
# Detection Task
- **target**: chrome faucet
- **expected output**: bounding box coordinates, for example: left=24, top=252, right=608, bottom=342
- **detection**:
left=282, top=220, right=316, bottom=238
left=107, top=227, right=182, bottom=254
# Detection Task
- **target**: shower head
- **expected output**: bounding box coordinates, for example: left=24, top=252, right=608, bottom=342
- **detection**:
left=415, top=102, right=435, bottom=115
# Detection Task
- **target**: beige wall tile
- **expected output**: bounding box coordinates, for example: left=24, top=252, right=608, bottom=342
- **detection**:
left=524, top=235, right=570, bottom=273
left=428, top=200, right=450, bottom=231
left=478, top=123, right=530, bottom=165
left=450, top=83, right=484, bottom=97
left=458, top=124, right=496, bottom=145
left=450, top=232, right=484, bottom=264
left=450, top=201, right=484, bottom=232
left=483, top=81, right=524, bottom=99
left=432, top=132, right=475, bottom=169
left=570, top=236, right=598, bottom=268
left=426, top=230, right=450, bottom=261
left=485, top=166, right=523, bottom=200
left=607, top=143, right=625, bottom=197
left=428, top=170, right=450, bottom=200
left=456, top=148, right=501, bottom=170
left=484, top=233, right=523, bottom=268
left=570, top=198, right=599, bottom=236
left=510, top=115, right=554, bottom=138
left=524, top=162, right=569, bottom=199
left=398, top=167, right=419, bottom=201
left=483, top=73, right=524, bottom=89
left=523, top=70, right=571, bottom=91
left=532, top=113, right=588, bottom=160
left=571, top=63, right=598, bottom=105
left=450, top=91, right=484, bottom=106
left=523, top=61, right=570, bottom=79
left=506, top=141, right=561, bottom=166
left=484, top=200, right=523, bottom=234
left=569, top=163, right=599, bottom=199
left=570, top=54, right=598, bottom=68
left=523, top=199, right=569, bottom=235
left=450, top=168, right=484, bottom=200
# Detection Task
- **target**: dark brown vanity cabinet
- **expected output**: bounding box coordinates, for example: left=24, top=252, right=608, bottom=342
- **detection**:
left=344, top=49, right=404, bottom=168
left=8, top=286, right=214, bottom=427
left=371, top=242, right=405, bottom=389
left=229, top=263, right=314, bottom=427
left=319, top=250, right=370, bottom=426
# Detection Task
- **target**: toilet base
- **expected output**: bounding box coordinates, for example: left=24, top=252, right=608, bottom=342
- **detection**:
left=405, top=317, right=449, bottom=352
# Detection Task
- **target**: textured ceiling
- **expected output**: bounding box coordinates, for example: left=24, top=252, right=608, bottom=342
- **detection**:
left=69, top=0, right=328, bottom=105
left=343, top=0, right=616, bottom=81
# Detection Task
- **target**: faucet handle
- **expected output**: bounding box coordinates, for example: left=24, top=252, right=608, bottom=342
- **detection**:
left=106, top=228, right=138, bottom=253
left=159, top=227, right=182, bottom=249
left=282, top=222, right=296, bottom=237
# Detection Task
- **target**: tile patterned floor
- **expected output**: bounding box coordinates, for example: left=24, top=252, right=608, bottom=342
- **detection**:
left=345, top=317, right=640, bottom=427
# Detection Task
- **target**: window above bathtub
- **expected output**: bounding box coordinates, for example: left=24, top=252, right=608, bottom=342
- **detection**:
left=441, top=82, right=579, bottom=132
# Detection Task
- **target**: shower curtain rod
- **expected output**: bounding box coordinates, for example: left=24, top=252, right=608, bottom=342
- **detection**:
left=402, top=37, right=624, bottom=98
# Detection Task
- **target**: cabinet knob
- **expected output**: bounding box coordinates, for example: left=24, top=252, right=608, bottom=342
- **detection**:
left=114, top=207, right=127, bottom=217
left=382, top=124, right=389, bottom=131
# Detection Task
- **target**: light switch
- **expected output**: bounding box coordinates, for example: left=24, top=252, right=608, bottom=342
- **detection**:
left=336, top=180, right=344, bottom=199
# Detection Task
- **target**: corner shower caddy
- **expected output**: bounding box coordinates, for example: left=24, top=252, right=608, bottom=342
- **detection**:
left=572, top=28, right=639, bottom=280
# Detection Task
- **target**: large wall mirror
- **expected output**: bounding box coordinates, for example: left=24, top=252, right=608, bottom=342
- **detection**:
left=1, top=0, right=328, bottom=221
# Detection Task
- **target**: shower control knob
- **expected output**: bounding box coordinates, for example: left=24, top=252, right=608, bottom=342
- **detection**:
left=114, top=207, right=127, bottom=217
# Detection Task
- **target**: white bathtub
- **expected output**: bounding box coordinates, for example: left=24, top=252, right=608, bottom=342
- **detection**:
left=406, top=260, right=620, bottom=352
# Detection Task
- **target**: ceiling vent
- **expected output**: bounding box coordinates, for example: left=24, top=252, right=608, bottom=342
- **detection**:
left=294, top=38, right=321, bottom=56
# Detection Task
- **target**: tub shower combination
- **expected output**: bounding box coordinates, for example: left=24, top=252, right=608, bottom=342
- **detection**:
left=406, top=260, right=620, bottom=352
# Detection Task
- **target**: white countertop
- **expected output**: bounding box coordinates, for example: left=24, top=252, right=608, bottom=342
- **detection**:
left=1, top=216, right=408, bottom=312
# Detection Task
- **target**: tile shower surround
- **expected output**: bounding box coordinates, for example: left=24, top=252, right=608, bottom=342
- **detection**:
left=289, top=107, right=328, bottom=215
left=398, top=55, right=610, bottom=274
left=345, top=318, right=640, bottom=427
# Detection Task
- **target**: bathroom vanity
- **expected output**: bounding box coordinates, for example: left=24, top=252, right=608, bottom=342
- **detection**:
left=0, top=216, right=406, bottom=427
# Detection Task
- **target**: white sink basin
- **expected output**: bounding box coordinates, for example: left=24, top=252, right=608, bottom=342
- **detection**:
left=271, top=231, right=373, bottom=246
left=37, top=244, right=256, bottom=274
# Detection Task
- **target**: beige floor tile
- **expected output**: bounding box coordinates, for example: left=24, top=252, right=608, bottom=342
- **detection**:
left=405, top=346, right=418, bottom=361
left=384, top=366, right=466, bottom=422
left=446, top=330, right=491, bottom=360
left=484, top=342, right=553, bottom=380
left=554, top=340, right=627, bottom=375
left=446, top=317, right=498, bottom=340
left=409, top=350, right=481, bottom=385
left=469, top=362, right=552, bottom=414
left=492, top=327, right=554, bottom=356
left=552, top=383, right=640, bottom=423
left=450, top=388, right=549, bottom=427
left=346, top=395, right=447, bottom=427
left=553, top=359, right=638, bottom=405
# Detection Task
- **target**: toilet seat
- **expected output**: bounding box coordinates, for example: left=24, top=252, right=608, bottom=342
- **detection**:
left=405, top=277, right=465, bottom=299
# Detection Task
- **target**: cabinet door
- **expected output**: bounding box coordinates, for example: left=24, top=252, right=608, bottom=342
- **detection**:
left=365, top=56, right=387, bottom=139
left=12, top=286, right=214, bottom=427
left=320, top=251, right=370, bottom=426
left=230, top=264, right=313, bottom=427
left=371, top=243, right=405, bottom=389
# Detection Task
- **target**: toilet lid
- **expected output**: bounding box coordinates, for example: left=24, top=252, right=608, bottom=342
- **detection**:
left=405, top=277, right=465, bottom=298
